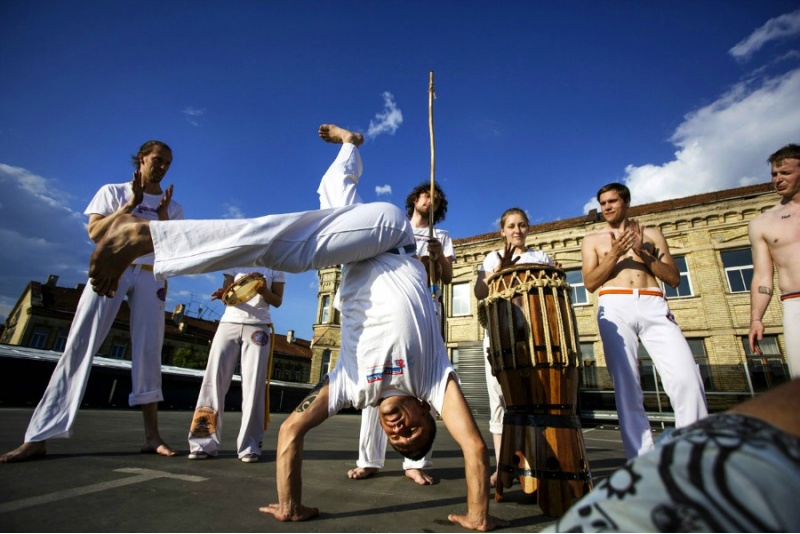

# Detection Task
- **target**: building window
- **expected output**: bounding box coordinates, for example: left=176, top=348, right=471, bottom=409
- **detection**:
left=741, top=335, right=789, bottom=392
left=29, top=326, right=49, bottom=349
left=721, top=248, right=753, bottom=293
left=664, top=256, right=694, bottom=298
left=451, top=283, right=470, bottom=316
left=53, top=329, right=69, bottom=352
left=320, top=294, right=331, bottom=323
left=566, top=269, right=589, bottom=305
left=110, top=342, right=128, bottom=359
left=686, top=338, right=712, bottom=391
left=579, top=342, right=597, bottom=389
left=321, top=350, right=331, bottom=376
left=273, top=363, right=283, bottom=380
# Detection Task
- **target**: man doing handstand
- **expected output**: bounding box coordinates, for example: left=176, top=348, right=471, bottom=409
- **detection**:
left=88, top=124, right=506, bottom=532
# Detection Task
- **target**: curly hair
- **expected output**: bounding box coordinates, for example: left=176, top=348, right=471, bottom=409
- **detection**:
left=405, top=182, right=448, bottom=225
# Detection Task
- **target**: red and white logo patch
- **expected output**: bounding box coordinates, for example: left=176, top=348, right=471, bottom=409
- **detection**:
left=251, top=330, right=269, bottom=346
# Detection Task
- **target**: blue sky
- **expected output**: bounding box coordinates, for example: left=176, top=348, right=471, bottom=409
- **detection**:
left=1, top=1, right=799, bottom=342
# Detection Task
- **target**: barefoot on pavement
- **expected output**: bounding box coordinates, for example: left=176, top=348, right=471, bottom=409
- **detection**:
left=405, top=468, right=439, bottom=485
left=259, top=503, right=320, bottom=522
left=0, top=441, right=47, bottom=463
left=141, top=440, right=178, bottom=457
left=318, top=124, right=364, bottom=147
left=347, top=466, right=379, bottom=479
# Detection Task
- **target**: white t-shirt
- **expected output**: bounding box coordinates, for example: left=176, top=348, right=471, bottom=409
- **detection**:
left=412, top=226, right=455, bottom=260
left=220, top=267, right=285, bottom=325
left=84, top=182, right=184, bottom=265
left=412, top=226, right=455, bottom=303
left=479, top=247, right=554, bottom=275
left=326, top=253, right=457, bottom=415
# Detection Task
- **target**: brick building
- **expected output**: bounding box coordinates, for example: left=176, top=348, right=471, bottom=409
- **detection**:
left=0, top=276, right=312, bottom=384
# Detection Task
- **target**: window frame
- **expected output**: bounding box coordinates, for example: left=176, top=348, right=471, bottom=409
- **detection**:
left=451, top=282, right=471, bottom=317
left=663, top=255, right=694, bottom=298
left=565, top=268, right=590, bottom=306
left=320, top=294, right=332, bottom=323
left=29, top=326, right=49, bottom=349
left=721, top=248, right=754, bottom=294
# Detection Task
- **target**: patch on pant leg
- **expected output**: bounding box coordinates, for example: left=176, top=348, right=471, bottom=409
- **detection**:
left=666, top=311, right=677, bottom=325
left=190, top=406, right=217, bottom=438
left=251, top=330, right=269, bottom=346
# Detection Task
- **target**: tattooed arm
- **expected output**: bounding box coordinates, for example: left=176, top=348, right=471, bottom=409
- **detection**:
left=259, top=377, right=330, bottom=522
left=748, top=217, right=775, bottom=355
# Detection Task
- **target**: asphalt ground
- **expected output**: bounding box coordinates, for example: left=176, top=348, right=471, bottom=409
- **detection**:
left=0, top=408, right=633, bottom=533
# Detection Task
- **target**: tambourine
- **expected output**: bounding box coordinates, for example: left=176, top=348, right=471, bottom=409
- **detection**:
left=220, top=273, right=265, bottom=306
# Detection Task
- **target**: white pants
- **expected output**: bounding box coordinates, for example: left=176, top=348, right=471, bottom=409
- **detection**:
left=150, top=144, right=415, bottom=280
left=319, top=144, right=433, bottom=471
left=483, top=333, right=505, bottom=435
left=597, top=288, right=707, bottom=459
left=188, top=323, right=271, bottom=458
left=26, top=265, right=166, bottom=442
left=782, top=295, right=800, bottom=378
left=151, top=199, right=411, bottom=279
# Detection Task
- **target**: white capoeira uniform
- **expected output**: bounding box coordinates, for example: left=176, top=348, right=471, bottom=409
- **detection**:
left=25, top=183, right=183, bottom=443
left=353, top=226, right=455, bottom=472
left=148, top=143, right=457, bottom=416
left=597, top=287, right=707, bottom=459
left=188, top=267, right=284, bottom=459
left=780, top=291, right=800, bottom=378
left=478, top=249, right=554, bottom=435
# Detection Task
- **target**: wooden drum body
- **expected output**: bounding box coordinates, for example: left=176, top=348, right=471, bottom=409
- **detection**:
left=484, top=264, right=592, bottom=516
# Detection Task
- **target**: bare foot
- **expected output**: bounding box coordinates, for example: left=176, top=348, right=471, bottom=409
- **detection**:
left=448, top=513, right=509, bottom=531
left=405, top=468, right=439, bottom=485
left=259, top=503, right=320, bottom=521
left=0, top=441, right=46, bottom=463
left=319, top=124, right=364, bottom=147
left=347, top=466, right=379, bottom=479
left=140, top=441, right=178, bottom=457
left=89, top=214, right=155, bottom=297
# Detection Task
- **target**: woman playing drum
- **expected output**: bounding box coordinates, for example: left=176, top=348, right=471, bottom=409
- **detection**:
left=473, top=207, right=555, bottom=487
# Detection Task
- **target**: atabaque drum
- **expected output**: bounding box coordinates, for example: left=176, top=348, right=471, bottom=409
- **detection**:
left=483, top=264, right=592, bottom=516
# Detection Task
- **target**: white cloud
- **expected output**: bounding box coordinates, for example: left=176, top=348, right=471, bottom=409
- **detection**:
left=182, top=106, right=206, bottom=127
left=222, top=202, right=245, bottom=219
left=729, top=8, right=800, bottom=61
left=375, top=184, right=392, bottom=197
left=0, top=163, right=75, bottom=209
left=583, top=67, right=800, bottom=213
left=366, top=92, right=403, bottom=139
left=0, top=164, right=92, bottom=321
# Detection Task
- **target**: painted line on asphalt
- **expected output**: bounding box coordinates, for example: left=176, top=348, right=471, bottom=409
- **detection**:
left=0, top=468, right=207, bottom=514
